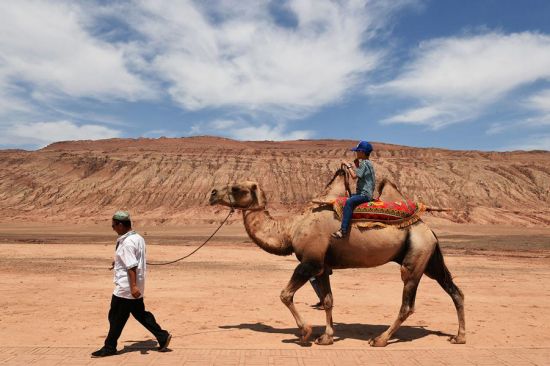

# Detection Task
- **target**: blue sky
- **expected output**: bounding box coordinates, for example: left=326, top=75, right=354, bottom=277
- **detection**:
left=0, top=0, right=549, bottom=151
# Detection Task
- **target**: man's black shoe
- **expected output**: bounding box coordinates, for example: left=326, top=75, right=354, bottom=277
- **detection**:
left=91, top=347, right=117, bottom=358
left=158, top=333, right=172, bottom=352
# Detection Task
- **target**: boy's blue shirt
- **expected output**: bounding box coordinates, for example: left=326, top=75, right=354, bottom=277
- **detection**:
left=355, top=159, right=375, bottom=199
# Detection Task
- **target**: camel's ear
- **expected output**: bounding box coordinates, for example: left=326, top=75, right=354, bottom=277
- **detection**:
left=250, top=183, right=266, bottom=207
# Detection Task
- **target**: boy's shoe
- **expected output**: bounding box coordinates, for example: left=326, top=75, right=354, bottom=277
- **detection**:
left=158, top=333, right=172, bottom=352
left=91, top=347, right=116, bottom=358
left=331, top=229, right=347, bottom=239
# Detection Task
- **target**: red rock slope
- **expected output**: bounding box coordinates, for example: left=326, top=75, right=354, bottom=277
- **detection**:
left=0, top=136, right=548, bottom=226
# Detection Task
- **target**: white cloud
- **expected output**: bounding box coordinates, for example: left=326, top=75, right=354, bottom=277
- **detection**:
left=230, top=123, right=314, bottom=141
left=0, top=92, right=31, bottom=117
left=209, top=119, right=238, bottom=129
left=486, top=122, right=509, bottom=135
left=0, top=121, right=121, bottom=148
left=189, top=119, right=314, bottom=141
left=375, top=32, right=550, bottom=127
left=502, top=134, right=550, bottom=151
left=0, top=1, right=151, bottom=102
left=142, top=129, right=181, bottom=138
left=118, top=0, right=404, bottom=115
left=486, top=89, right=550, bottom=135
left=525, top=89, right=550, bottom=113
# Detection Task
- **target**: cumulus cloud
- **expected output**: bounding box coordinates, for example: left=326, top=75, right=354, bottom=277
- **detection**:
left=0, top=121, right=121, bottom=148
left=189, top=119, right=314, bottom=141
left=525, top=89, right=550, bottom=113
left=0, top=0, right=419, bottom=148
left=502, top=134, right=550, bottom=151
left=230, top=124, right=314, bottom=141
left=375, top=32, right=550, bottom=128
left=486, top=89, right=550, bottom=135
left=117, top=0, right=398, bottom=115
left=0, top=1, right=151, bottom=102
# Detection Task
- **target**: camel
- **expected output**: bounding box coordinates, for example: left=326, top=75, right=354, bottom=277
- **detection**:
left=209, top=167, right=465, bottom=347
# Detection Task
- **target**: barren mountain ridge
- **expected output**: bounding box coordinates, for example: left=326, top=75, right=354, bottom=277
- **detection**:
left=0, top=136, right=548, bottom=226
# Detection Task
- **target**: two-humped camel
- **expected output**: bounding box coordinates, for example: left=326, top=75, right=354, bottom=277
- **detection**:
left=209, top=167, right=465, bottom=347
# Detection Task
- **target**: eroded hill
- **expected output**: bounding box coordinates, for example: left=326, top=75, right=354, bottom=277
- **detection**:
left=0, top=136, right=548, bottom=226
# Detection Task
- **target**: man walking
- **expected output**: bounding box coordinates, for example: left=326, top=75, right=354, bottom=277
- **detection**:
left=91, top=211, right=171, bottom=357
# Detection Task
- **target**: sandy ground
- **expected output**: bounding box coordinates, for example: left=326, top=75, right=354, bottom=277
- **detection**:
left=0, top=222, right=549, bottom=360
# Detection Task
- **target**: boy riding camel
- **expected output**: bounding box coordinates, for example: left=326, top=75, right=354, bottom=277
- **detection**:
left=331, top=140, right=375, bottom=239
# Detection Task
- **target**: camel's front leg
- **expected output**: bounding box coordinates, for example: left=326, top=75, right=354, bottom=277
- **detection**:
left=314, top=269, right=334, bottom=345
left=280, top=262, right=322, bottom=345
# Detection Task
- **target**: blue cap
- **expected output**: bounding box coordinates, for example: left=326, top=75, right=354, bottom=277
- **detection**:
left=351, top=140, right=373, bottom=153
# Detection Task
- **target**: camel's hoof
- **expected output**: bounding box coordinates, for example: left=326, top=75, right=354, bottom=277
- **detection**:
left=315, top=334, right=334, bottom=346
left=368, top=336, right=388, bottom=347
left=448, top=335, right=466, bottom=344
left=299, top=324, right=313, bottom=345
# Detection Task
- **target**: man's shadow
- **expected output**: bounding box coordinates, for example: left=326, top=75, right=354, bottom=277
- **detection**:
left=219, top=322, right=452, bottom=347
left=118, top=339, right=172, bottom=355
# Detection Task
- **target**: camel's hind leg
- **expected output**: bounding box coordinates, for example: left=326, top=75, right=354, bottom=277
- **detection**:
left=280, top=262, right=322, bottom=345
left=424, top=239, right=466, bottom=344
left=313, top=269, right=334, bottom=345
left=369, top=263, right=422, bottom=347
left=369, top=228, right=431, bottom=347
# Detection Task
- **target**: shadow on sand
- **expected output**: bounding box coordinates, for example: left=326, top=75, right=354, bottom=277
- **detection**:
left=118, top=339, right=172, bottom=355
left=219, top=322, right=452, bottom=346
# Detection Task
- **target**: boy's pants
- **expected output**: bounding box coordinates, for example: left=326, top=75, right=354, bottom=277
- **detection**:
left=341, top=194, right=371, bottom=233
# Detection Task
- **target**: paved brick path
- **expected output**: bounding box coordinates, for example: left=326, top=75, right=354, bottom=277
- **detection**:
left=1, top=347, right=549, bottom=365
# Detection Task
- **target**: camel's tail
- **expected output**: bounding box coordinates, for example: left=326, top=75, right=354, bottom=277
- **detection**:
left=424, top=232, right=463, bottom=297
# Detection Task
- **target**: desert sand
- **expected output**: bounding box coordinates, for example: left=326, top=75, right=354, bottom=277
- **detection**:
left=1, top=221, right=549, bottom=359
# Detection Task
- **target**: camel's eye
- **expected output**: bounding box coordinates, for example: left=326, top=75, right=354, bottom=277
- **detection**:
left=231, top=186, right=243, bottom=193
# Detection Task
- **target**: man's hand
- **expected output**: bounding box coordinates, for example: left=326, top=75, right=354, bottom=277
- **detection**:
left=128, top=267, right=140, bottom=297
left=109, top=261, right=114, bottom=270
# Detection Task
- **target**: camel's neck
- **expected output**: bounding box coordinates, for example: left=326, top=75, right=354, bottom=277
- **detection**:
left=320, top=176, right=348, bottom=201
left=242, top=210, right=293, bottom=256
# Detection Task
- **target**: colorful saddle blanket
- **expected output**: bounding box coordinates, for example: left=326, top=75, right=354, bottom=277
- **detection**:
left=333, top=197, right=425, bottom=228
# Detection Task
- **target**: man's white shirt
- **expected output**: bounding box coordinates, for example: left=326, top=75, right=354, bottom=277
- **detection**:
left=113, top=231, right=146, bottom=299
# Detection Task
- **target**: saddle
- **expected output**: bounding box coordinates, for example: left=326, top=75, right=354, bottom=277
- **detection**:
left=332, top=197, right=426, bottom=229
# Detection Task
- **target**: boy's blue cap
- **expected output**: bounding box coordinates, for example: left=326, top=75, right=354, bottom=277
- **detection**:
left=351, top=140, right=373, bottom=153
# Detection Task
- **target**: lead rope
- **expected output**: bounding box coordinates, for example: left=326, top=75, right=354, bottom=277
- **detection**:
left=147, top=190, right=235, bottom=266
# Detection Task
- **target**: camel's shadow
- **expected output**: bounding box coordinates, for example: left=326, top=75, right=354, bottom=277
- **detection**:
left=219, top=322, right=452, bottom=346
left=117, top=339, right=172, bottom=355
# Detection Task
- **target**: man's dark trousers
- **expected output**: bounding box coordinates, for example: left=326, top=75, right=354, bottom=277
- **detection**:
left=104, top=295, right=169, bottom=351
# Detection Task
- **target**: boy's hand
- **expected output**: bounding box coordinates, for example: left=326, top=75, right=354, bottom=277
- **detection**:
left=131, top=286, right=142, bottom=298
left=353, top=159, right=360, bottom=167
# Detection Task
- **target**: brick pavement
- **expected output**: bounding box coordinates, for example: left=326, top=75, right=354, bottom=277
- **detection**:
left=0, top=346, right=548, bottom=365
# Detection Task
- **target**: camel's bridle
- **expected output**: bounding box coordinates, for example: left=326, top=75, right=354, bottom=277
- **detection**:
left=342, top=163, right=352, bottom=197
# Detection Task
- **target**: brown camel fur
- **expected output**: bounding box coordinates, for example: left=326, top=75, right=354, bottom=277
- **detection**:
left=209, top=169, right=465, bottom=347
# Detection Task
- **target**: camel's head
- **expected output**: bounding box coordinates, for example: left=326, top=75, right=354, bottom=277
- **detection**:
left=209, top=181, right=266, bottom=210
left=322, top=166, right=352, bottom=199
